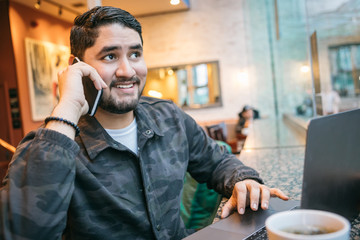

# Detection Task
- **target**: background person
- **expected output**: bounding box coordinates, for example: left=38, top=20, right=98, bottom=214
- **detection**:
left=236, top=105, right=259, bottom=139
left=322, top=87, right=341, bottom=115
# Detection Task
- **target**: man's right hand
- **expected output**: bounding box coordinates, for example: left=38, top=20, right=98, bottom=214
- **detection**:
left=45, top=57, right=107, bottom=139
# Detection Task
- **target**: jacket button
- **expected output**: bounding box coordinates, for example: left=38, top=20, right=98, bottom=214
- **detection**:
left=145, top=130, right=152, bottom=135
left=156, top=224, right=161, bottom=231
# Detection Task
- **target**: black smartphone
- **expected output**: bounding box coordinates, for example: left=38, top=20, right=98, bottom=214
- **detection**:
left=73, top=57, right=103, bottom=116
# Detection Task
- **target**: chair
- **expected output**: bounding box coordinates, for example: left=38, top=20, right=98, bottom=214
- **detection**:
left=180, top=172, right=221, bottom=230
left=180, top=141, right=231, bottom=230
left=205, top=122, right=239, bottom=154
left=0, top=138, right=15, bottom=180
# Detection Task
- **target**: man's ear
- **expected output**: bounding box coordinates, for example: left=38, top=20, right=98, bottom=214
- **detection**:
left=68, top=54, right=76, bottom=65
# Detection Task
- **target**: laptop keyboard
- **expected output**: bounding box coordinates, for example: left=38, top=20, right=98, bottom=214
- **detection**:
left=244, top=205, right=299, bottom=240
left=244, top=226, right=268, bottom=240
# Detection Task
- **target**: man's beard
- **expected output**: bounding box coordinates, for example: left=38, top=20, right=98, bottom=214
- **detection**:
left=99, top=97, right=140, bottom=114
left=99, top=77, right=143, bottom=114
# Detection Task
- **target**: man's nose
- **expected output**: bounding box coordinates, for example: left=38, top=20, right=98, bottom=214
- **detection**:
left=115, top=58, right=136, bottom=78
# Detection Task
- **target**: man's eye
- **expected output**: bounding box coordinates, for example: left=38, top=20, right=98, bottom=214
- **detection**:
left=129, top=52, right=141, bottom=59
left=103, top=54, right=116, bottom=61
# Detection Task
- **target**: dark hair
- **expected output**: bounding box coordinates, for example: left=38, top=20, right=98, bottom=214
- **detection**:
left=242, top=105, right=253, bottom=112
left=70, top=6, right=143, bottom=59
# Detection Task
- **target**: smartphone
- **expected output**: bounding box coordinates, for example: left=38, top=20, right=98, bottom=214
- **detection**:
left=73, top=57, right=103, bottom=116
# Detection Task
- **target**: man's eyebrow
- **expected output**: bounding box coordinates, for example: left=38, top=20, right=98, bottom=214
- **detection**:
left=96, top=44, right=143, bottom=57
left=129, top=44, right=143, bottom=51
left=96, top=46, right=120, bottom=57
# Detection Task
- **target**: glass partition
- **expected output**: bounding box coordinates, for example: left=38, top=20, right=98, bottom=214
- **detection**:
left=243, top=0, right=314, bottom=120
left=305, top=0, right=360, bottom=115
left=243, top=0, right=360, bottom=121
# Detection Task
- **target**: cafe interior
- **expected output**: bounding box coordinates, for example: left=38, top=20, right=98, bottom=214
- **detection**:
left=0, top=0, right=359, bottom=238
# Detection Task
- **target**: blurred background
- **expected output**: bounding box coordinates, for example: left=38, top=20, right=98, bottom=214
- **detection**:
left=1, top=0, right=360, bottom=154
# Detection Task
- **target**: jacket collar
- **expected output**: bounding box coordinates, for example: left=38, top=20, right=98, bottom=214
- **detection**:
left=77, top=100, right=164, bottom=160
left=134, top=100, right=164, bottom=138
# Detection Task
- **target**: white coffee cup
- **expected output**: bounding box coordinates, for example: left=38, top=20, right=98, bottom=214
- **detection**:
left=265, top=209, right=350, bottom=240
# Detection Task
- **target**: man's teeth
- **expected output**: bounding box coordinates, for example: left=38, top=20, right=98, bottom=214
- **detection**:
left=116, top=84, right=134, bottom=89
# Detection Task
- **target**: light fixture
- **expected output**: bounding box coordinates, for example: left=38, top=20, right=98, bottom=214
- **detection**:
left=300, top=65, right=310, bottom=73
left=33, top=0, right=82, bottom=16
left=167, top=69, right=174, bottom=75
left=148, top=90, right=163, bottom=98
left=237, top=70, right=249, bottom=86
left=170, top=0, right=180, bottom=6
left=34, top=0, right=41, bottom=9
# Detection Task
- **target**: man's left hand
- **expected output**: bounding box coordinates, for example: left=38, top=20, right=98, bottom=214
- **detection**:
left=220, top=179, right=289, bottom=218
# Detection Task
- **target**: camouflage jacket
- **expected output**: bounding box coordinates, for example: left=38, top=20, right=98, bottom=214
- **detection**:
left=0, top=97, right=263, bottom=240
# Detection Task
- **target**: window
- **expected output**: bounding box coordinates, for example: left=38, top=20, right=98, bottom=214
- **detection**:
left=144, top=61, right=222, bottom=109
left=329, top=44, right=360, bottom=97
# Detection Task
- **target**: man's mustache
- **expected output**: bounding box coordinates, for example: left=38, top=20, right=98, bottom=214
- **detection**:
left=109, top=76, right=141, bottom=89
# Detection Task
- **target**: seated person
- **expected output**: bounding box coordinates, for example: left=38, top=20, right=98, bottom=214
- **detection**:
left=236, top=105, right=258, bottom=139
left=0, top=7, right=288, bottom=240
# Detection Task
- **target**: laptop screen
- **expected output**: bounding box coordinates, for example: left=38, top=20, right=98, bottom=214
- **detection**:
left=301, top=108, right=360, bottom=220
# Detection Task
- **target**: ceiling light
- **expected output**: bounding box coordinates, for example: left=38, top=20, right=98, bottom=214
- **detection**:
left=34, top=0, right=41, bottom=9
left=170, top=0, right=180, bottom=5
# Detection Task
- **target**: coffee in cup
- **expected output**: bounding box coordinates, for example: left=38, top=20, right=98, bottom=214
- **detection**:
left=265, top=209, right=350, bottom=240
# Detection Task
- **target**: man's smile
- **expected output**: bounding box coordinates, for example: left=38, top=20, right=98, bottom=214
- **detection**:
left=110, top=76, right=140, bottom=90
left=115, top=83, right=134, bottom=89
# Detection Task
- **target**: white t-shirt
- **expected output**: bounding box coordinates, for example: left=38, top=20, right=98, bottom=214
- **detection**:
left=105, top=118, right=138, bottom=155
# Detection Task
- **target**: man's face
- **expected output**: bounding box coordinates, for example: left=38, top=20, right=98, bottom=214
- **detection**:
left=83, top=23, right=147, bottom=114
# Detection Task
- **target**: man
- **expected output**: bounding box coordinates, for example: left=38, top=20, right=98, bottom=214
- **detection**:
left=0, top=6, right=288, bottom=240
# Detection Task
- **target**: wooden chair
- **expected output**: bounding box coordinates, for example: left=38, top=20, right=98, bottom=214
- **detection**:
left=205, top=123, right=239, bottom=154
left=0, top=139, right=15, bottom=180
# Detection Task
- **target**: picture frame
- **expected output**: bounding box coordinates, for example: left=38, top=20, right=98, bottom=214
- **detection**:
left=25, top=38, right=70, bottom=121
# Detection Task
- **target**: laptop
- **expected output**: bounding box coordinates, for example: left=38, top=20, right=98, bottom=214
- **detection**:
left=184, top=109, right=360, bottom=240
left=301, top=108, right=360, bottom=220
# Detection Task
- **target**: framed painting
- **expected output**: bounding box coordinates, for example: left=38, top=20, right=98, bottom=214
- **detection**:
left=25, top=38, right=70, bottom=121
